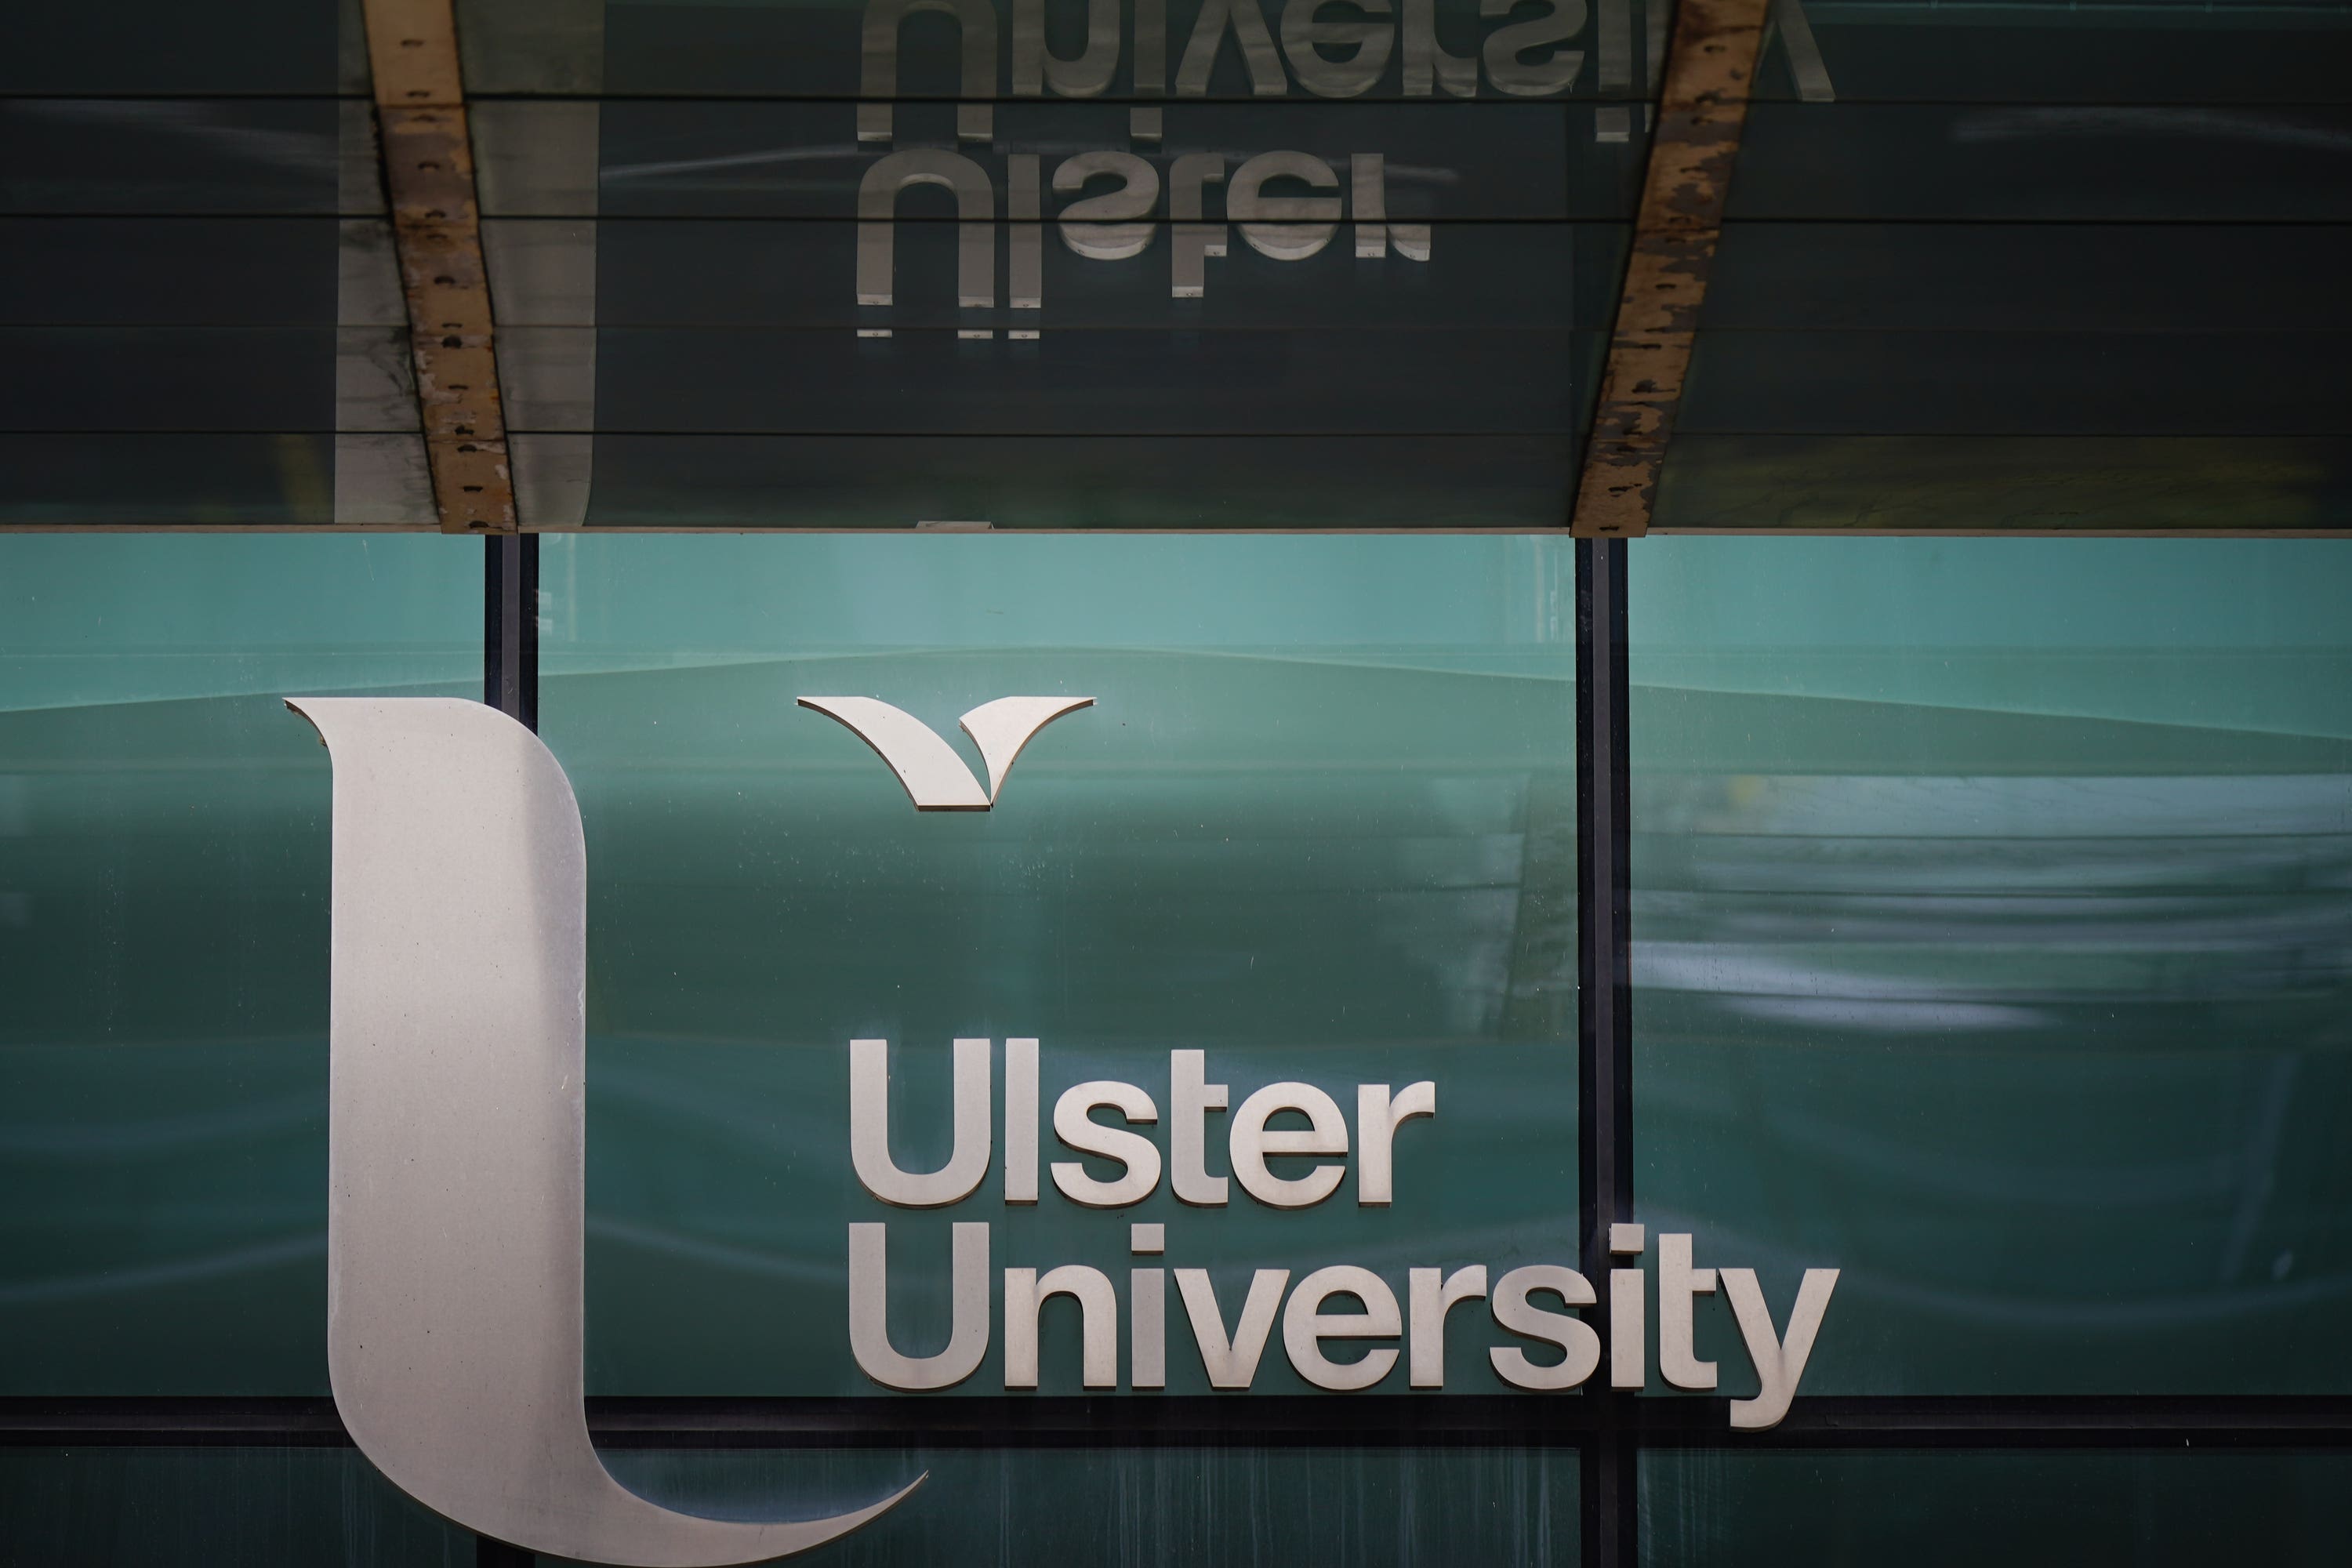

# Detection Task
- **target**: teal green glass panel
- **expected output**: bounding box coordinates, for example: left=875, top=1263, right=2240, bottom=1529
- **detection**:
left=584, top=1446, right=1577, bottom=1566
left=593, top=0, right=1654, bottom=100
left=1640, top=1450, right=2352, bottom=1567
left=1630, top=537, right=2352, bottom=1395
left=538, top=535, right=1579, bottom=1396
left=0, top=1449, right=472, bottom=1566
left=0, top=535, right=480, bottom=1393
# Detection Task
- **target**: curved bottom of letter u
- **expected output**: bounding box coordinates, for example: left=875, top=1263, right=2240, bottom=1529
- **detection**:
left=289, top=697, right=920, bottom=1566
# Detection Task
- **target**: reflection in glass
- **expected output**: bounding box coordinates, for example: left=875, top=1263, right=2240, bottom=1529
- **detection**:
left=1641, top=1450, right=2352, bottom=1566
left=539, top=535, right=1579, bottom=1396
left=0, top=536, right=478, bottom=1394
left=1630, top=537, right=2352, bottom=1395
left=0, top=1448, right=471, bottom=1566
left=601, top=1445, right=1578, bottom=1564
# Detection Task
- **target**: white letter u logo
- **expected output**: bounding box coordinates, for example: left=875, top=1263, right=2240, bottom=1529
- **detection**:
left=289, top=697, right=920, bottom=1566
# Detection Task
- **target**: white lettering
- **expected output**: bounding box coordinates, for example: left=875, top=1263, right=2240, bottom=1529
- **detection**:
left=1051, top=1080, right=1163, bottom=1207
left=849, top=1037, right=993, bottom=1207
left=1488, top=1264, right=1599, bottom=1391
left=1229, top=1081, right=1348, bottom=1207
left=1721, top=1267, right=1839, bottom=1430
left=1170, top=1049, right=1231, bottom=1204
left=1284, top=1265, right=1402, bottom=1390
left=846, top=1221, right=993, bottom=1388
left=1004, top=1263, right=1120, bottom=1387
left=1407, top=1264, right=1487, bottom=1387
left=1176, top=1268, right=1290, bottom=1388
left=1004, top=1036, right=1039, bottom=1203
left=1658, top=1232, right=1718, bottom=1390
left=1355, top=1080, right=1436, bottom=1204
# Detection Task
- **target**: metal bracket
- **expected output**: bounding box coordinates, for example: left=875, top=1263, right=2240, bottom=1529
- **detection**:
left=1571, top=0, right=1773, bottom=538
left=363, top=0, right=517, bottom=533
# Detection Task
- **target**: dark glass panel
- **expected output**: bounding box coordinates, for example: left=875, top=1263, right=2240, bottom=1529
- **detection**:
left=0, top=0, right=347, bottom=95
left=0, top=102, right=354, bottom=217
left=0, top=220, right=346, bottom=327
left=1679, top=331, right=2349, bottom=437
left=1641, top=1450, right=2352, bottom=1567
left=1651, top=434, right=2352, bottom=533
left=0, top=329, right=339, bottom=432
left=1758, top=6, right=2352, bottom=104
left=579, top=326, right=1591, bottom=435
left=1731, top=104, right=2352, bottom=221
left=0, top=1449, right=470, bottom=1566
left=0, top=434, right=368, bottom=527
left=1705, top=225, right=2352, bottom=334
left=585, top=101, right=1632, bottom=222
left=575, top=432, right=1574, bottom=528
left=588, top=220, right=1608, bottom=330
left=586, top=1446, right=1577, bottom=1564
left=597, top=0, right=1653, bottom=102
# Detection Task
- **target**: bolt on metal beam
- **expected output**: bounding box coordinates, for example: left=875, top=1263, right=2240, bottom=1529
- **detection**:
left=363, top=0, right=517, bottom=534
left=1571, top=0, right=1772, bottom=538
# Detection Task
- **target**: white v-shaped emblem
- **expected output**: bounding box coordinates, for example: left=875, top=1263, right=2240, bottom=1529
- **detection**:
left=797, top=695, right=1094, bottom=810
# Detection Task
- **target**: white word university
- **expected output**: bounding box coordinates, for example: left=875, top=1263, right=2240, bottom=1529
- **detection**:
left=845, top=1040, right=1839, bottom=1429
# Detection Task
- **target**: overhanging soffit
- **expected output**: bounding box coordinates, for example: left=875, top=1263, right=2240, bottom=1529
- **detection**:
left=1571, top=0, right=1771, bottom=539
left=364, top=0, right=518, bottom=533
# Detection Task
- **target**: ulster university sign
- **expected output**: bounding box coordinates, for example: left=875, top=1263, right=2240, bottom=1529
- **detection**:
left=292, top=695, right=1838, bottom=1565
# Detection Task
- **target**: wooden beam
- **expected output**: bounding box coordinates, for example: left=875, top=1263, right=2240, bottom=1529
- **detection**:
left=364, top=0, right=516, bottom=533
left=1570, top=0, right=1771, bottom=538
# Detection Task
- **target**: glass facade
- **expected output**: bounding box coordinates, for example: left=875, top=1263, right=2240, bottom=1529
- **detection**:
left=8, top=528, right=2349, bottom=1559
left=1631, top=538, right=2352, bottom=1396
left=1639, top=1451, right=2352, bottom=1565
left=603, top=1448, right=1579, bottom=1564
left=0, top=538, right=478, bottom=1394
left=8, top=0, right=2344, bottom=532
left=6, top=0, right=2352, bottom=1562
left=539, top=535, right=1579, bottom=1395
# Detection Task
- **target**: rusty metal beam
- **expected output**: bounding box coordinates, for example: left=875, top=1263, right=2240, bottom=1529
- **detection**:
left=364, top=0, right=516, bottom=533
left=1570, top=0, right=1771, bottom=538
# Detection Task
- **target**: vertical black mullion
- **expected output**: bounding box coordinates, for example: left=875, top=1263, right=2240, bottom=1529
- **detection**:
left=485, top=535, right=539, bottom=730
left=476, top=1534, right=533, bottom=1565
left=477, top=535, right=539, bottom=1568
left=1577, top=537, right=1636, bottom=1568
left=476, top=1530, right=534, bottom=1564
